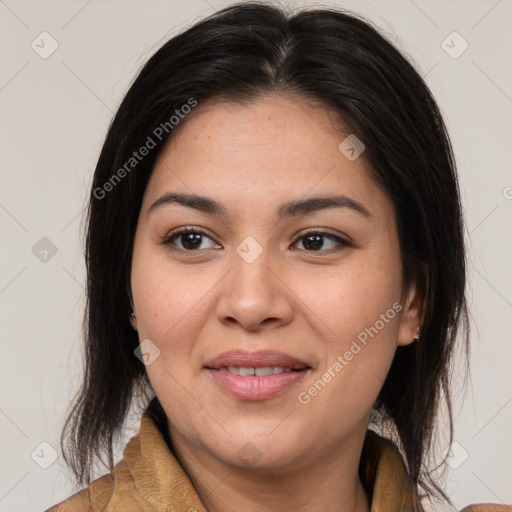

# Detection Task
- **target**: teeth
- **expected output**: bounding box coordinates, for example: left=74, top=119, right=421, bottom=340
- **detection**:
left=255, top=366, right=272, bottom=376
left=223, top=366, right=298, bottom=376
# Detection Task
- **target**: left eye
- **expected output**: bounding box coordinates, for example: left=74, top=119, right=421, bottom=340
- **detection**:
left=292, top=231, right=350, bottom=252
left=161, top=229, right=350, bottom=253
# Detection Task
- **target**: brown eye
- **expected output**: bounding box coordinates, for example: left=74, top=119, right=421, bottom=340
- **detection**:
left=161, top=228, right=220, bottom=251
left=293, top=231, right=350, bottom=252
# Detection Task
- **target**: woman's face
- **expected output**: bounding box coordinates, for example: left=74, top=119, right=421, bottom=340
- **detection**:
left=130, top=94, right=421, bottom=472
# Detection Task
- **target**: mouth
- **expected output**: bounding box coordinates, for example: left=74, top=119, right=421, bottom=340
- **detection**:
left=203, top=349, right=311, bottom=400
left=203, top=349, right=311, bottom=371
left=206, top=365, right=308, bottom=376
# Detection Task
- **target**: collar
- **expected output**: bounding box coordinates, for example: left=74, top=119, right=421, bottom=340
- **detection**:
left=119, top=411, right=415, bottom=512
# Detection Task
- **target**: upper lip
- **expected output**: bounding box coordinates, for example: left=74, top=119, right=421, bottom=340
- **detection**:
left=204, top=350, right=310, bottom=370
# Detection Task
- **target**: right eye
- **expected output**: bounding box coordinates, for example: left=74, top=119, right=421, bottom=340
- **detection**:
left=160, top=227, right=221, bottom=252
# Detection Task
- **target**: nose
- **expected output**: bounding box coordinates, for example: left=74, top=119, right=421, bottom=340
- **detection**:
left=214, top=248, right=295, bottom=332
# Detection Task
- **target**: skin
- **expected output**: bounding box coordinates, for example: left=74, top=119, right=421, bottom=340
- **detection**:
left=130, top=93, right=422, bottom=512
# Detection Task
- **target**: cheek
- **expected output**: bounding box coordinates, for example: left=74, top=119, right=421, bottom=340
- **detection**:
left=310, top=253, right=402, bottom=340
left=131, top=241, right=212, bottom=339
left=305, top=252, right=402, bottom=399
left=131, top=250, right=210, bottom=404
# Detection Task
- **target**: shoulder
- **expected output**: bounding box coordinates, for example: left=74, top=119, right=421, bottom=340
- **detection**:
left=45, top=473, right=114, bottom=512
left=363, top=430, right=511, bottom=512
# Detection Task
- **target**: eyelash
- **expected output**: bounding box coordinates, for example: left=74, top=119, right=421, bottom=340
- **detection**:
left=160, top=227, right=351, bottom=254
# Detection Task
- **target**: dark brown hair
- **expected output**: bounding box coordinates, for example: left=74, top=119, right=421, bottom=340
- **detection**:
left=61, top=2, right=469, bottom=509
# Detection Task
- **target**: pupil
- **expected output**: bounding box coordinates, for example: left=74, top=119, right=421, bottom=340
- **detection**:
left=182, top=233, right=202, bottom=250
left=304, top=234, right=323, bottom=251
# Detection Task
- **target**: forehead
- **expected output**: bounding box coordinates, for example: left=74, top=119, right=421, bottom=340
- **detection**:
left=142, top=94, right=389, bottom=219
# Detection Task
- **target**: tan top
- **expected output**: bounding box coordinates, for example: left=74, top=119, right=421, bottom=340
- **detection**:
left=47, top=411, right=511, bottom=512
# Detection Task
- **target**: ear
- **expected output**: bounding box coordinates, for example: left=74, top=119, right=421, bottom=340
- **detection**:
left=397, top=278, right=424, bottom=347
left=130, top=312, right=138, bottom=331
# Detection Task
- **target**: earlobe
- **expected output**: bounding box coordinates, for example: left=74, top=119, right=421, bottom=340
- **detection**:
left=397, top=279, right=424, bottom=347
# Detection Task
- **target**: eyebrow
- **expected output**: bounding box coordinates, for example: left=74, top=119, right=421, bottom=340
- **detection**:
left=148, top=192, right=370, bottom=218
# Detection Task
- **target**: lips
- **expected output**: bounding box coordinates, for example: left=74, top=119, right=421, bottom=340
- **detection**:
left=204, top=349, right=311, bottom=400
left=203, top=349, right=310, bottom=371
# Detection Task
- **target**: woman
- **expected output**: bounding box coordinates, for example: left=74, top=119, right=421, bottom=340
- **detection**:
left=47, top=2, right=510, bottom=511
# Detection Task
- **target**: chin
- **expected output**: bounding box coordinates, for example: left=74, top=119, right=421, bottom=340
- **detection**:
left=206, top=429, right=298, bottom=469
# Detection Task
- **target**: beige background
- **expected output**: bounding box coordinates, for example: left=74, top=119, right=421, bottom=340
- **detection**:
left=1, top=0, right=511, bottom=510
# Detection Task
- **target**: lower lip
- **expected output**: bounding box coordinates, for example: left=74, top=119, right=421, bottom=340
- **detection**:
left=205, top=368, right=309, bottom=400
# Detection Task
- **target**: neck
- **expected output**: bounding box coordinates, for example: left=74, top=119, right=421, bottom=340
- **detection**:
left=166, top=420, right=371, bottom=512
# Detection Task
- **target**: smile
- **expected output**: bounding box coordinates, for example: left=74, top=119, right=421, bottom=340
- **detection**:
left=216, top=365, right=302, bottom=376
left=205, top=366, right=310, bottom=400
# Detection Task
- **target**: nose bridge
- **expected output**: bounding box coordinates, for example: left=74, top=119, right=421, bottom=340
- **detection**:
left=230, top=240, right=278, bottom=303
left=214, top=239, right=293, bottom=330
